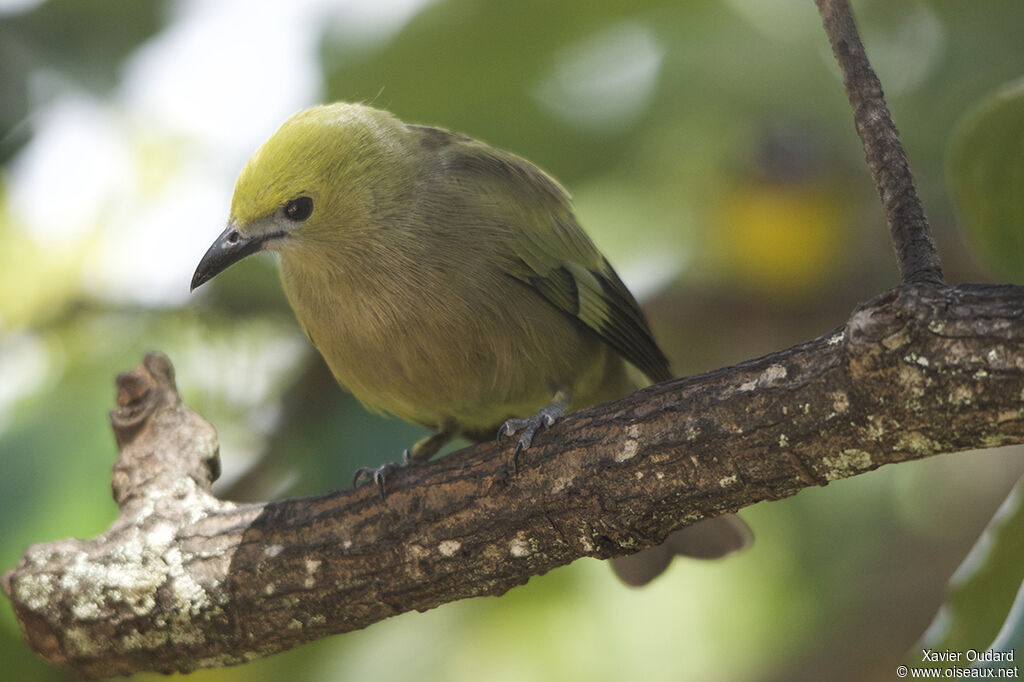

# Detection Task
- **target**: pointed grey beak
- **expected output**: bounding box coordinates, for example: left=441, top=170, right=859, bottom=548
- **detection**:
left=190, top=224, right=280, bottom=292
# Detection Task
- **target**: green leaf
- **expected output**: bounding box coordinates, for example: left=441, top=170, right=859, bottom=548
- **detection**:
left=914, top=474, right=1024, bottom=665
left=948, top=79, right=1024, bottom=281
left=975, top=578, right=1024, bottom=669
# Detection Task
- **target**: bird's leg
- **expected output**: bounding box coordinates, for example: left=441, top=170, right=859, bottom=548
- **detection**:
left=498, top=388, right=570, bottom=472
left=352, top=422, right=456, bottom=500
left=406, top=428, right=455, bottom=463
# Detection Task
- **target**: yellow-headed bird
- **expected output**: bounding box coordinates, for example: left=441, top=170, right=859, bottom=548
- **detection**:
left=192, top=103, right=750, bottom=585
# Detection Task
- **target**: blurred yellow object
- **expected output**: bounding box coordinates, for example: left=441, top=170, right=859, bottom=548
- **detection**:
left=0, top=219, right=83, bottom=329
left=714, top=182, right=842, bottom=297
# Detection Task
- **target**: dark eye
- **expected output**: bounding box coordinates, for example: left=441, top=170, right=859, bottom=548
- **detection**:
left=284, top=196, right=314, bottom=222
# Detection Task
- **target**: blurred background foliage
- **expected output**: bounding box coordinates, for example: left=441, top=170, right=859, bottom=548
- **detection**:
left=1, top=0, right=1023, bottom=680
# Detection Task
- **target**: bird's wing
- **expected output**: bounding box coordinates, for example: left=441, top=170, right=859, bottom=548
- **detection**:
left=512, top=234, right=673, bottom=384
left=410, top=123, right=671, bottom=383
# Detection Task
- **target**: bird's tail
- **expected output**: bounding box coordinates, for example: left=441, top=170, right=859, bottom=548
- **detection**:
left=609, top=515, right=753, bottom=587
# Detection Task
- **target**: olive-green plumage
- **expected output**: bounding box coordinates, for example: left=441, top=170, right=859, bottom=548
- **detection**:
left=211, top=102, right=669, bottom=444
left=192, top=102, right=749, bottom=585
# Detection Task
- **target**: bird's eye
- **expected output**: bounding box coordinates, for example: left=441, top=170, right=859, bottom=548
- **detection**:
left=284, top=196, right=314, bottom=222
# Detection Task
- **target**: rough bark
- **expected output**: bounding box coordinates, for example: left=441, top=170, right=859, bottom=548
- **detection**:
left=4, top=283, right=1024, bottom=678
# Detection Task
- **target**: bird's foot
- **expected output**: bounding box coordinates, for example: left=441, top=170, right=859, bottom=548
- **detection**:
left=352, top=426, right=455, bottom=501
left=498, top=402, right=565, bottom=472
left=352, top=449, right=414, bottom=501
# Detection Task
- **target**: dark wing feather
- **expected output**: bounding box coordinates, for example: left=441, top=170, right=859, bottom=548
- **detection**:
left=410, top=123, right=671, bottom=383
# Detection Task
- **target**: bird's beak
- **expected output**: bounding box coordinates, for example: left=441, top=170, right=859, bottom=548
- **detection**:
left=191, top=223, right=276, bottom=292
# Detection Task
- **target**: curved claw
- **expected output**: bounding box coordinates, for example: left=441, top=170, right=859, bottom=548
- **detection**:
left=497, top=418, right=523, bottom=441
left=512, top=439, right=526, bottom=475
left=499, top=401, right=566, bottom=473
left=352, top=462, right=398, bottom=501
left=351, top=449, right=419, bottom=501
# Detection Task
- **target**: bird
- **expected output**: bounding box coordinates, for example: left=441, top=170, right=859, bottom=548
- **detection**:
left=191, top=102, right=751, bottom=585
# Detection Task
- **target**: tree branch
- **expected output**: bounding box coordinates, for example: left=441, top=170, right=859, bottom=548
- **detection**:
left=815, top=0, right=945, bottom=285
left=0, top=4, right=1005, bottom=679
left=4, top=284, right=1024, bottom=678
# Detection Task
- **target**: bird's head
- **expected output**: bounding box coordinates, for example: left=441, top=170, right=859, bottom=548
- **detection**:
left=191, top=102, right=414, bottom=291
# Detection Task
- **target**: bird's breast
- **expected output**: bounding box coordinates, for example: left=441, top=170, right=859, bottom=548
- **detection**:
left=277, top=252, right=607, bottom=431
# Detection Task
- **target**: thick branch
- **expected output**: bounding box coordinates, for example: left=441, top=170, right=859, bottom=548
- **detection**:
left=4, top=283, right=1024, bottom=678
left=816, top=0, right=944, bottom=286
